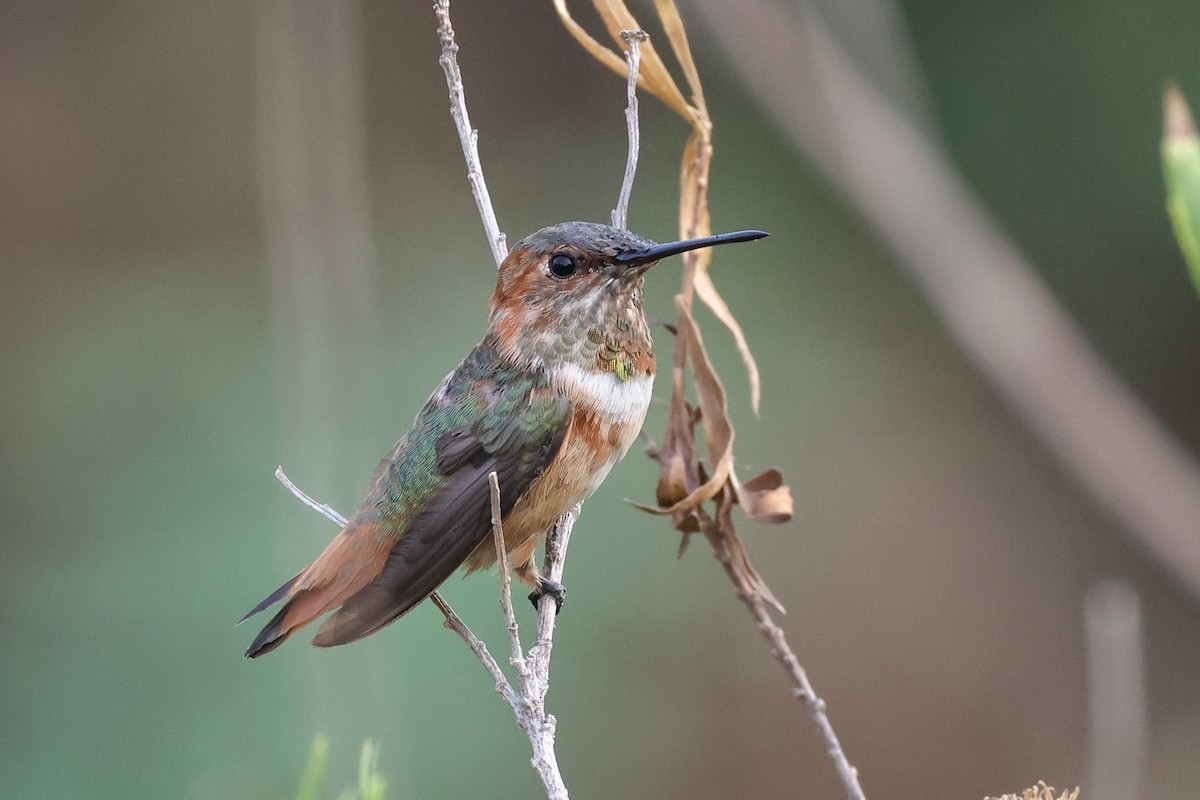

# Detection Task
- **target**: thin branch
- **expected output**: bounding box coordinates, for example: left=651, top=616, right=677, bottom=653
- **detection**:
left=275, top=466, right=348, bottom=528
left=532, top=508, right=578, bottom=661
left=703, top=523, right=866, bottom=800
left=490, top=472, right=529, bottom=681
left=524, top=508, right=577, bottom=800
left=481, top=474, right=570, bottom=798
left=752, top=596, right=863, bottom=798
left=434, top=0, right=507, bottom=267
left=612, top=30, right=648, bottom=230
left=430, top=592, right=523, bottom=711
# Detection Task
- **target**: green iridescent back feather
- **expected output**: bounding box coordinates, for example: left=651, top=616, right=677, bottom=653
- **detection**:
left=358, top=334, right=559, bottom=540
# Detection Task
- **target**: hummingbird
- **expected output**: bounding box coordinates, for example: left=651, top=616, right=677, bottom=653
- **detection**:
left=241, top=221, right=768, bottom=658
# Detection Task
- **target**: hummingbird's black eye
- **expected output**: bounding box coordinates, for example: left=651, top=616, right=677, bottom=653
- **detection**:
left=548, top=253, right=577, bottom=279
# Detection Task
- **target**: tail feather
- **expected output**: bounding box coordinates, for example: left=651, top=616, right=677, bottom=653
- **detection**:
left=237, top=573, right=301, bottom=626
left=242, top=520, right=393, bottom=657
left=245, top=604, right=293, bottom=658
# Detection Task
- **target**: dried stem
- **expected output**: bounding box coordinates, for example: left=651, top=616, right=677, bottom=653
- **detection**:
left=703, top=521, right=866, bottom=800
left=434, top=0, right=507, bottom=267
left=612, top=30, right=648, bottom=230
left=751, top=591, right=863, bottom=797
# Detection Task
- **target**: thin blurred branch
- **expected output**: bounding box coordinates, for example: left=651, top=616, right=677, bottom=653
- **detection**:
left=1084, top=581, right=1146, bottom=800
left=434, top=0, right=507, bottom=267
left=693, top=0, right=1200, bottom=604
left=612, top=30, right=648, bottom=230
left=253, top=0, right=381, bottom=735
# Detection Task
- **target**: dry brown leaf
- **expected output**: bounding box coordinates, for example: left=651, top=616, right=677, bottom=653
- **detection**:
left=733, top=468, right=793, bottom=523
left=679, top=133, right=762, bottom=412
left=651, top=0, right=707, bottom=116
left=591, top=0, right=678, bottom=104
left=646, top=310, right=701, bottom=510
left=556, top=3, right=762, bottom=410
left=551, top=0, right=692, bottom=120
left=693, top=264, right=763, bottom=414
left=640, top=295, right=734, bottom=516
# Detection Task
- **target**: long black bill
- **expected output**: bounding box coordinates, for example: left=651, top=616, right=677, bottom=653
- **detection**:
left=614, top=229, right=769, bottom=269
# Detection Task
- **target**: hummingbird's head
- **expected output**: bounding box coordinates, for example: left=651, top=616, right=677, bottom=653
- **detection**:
left=488, top=222, right=767, bottom=364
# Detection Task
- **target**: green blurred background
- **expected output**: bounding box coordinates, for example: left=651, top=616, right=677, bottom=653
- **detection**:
left=3, top=1, right=1200, bottom=798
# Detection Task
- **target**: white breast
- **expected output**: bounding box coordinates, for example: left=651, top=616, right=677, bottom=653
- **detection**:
left=552, top=362, right=654, bottom=438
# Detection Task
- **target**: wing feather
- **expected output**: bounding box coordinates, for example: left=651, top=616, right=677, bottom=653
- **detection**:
left=311, top=391, right=570, bottom=647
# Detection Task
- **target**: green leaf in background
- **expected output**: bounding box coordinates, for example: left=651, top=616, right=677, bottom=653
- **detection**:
left=296, top=735, right=330, bottom=800
left=1163, top=85, right=1200, bottom=297
left=298, top=736, right=387, bottom=800
left=351, top=739, right=387, bottom=800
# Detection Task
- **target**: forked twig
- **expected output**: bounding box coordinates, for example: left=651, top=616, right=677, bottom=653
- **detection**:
left=274, top=466, right=569, bottom=797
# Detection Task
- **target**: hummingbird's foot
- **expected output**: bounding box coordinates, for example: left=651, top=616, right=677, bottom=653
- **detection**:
left=528, top=577, right=566, bottom=613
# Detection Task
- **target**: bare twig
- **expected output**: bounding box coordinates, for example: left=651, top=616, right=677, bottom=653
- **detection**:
left=520, top=507, right=579, bottom=800
left=530, top=508, right=576, bottom=675
left=703, top=519, right=866, bottom=800
left=434, top=0, right=507, bottom=267
left=489, top=472, right=528, bottom=680
left=475, top=474, right=571, bottom=798
left=751, top=596, right=863, bottom=798
left=275, top=466, right=348, bottom=528
left=612, top=30, right=648, bottom=230
left=430, top=592, right=523, bottom=711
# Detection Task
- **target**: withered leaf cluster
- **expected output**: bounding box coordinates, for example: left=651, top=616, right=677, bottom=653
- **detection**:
left=985, top=783, right=1081, bottom=800
left=554, top=0, right=793, bottom=611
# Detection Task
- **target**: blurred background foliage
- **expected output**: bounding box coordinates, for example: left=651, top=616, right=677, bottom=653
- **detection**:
left=2, top=1, right=1200, bottom=798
